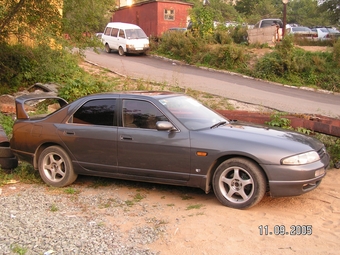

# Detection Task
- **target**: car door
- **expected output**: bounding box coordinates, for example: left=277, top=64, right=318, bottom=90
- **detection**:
left=117, top=99, right=191, bottom=181
left=57, top=98, right=118, bottom=173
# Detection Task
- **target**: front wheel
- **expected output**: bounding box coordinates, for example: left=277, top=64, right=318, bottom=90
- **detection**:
left=105, top=44, right=111, bottom=53
left=213, top=158, right=266, bottom=209
left=38, top=146, right=77, bottom=187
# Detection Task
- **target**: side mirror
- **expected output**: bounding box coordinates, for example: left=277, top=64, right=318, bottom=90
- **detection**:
left=156, top=121, right=177, bottom=131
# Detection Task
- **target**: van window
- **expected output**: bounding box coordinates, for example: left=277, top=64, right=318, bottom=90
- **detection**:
left=111, top=28, right=119, bottom=37
left=104, top=27, right=112, bottom=36
left=119, top=29, right=125, bottom=38
left=125, top=29, right=147, bottom=39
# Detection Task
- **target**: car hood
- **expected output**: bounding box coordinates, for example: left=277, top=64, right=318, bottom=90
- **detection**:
left=192, top=121, right=324, bottom=164
left=228, top=122, right=323, bottom=150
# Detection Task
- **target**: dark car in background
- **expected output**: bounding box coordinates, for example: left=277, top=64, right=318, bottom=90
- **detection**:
left=10, top=92, right=329, bottom=209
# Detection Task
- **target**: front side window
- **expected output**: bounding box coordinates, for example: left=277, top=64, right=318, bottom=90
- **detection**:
left=122, top=100, right=168, bottom=129
left=72, top=99, right=116, bottom=126
left=125, top=29, right=147, bottom=39
left=164, top=9, right=175, bottom=21
left=119, top=29, right=125, bottom=38
left=159, top=96, right=228, bottom=130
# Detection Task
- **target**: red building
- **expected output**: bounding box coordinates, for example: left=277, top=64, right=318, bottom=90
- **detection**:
left=111, top=0, right=193, bottom=37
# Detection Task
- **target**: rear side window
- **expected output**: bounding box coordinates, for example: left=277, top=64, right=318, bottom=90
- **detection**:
left=111, top=28, right=119, bottom=37
left=72, top=99, right=116, bottom=126
left=104, top=27, right=112, bottom=36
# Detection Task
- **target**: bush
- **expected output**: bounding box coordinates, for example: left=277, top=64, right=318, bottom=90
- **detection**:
left=0, top=43, right=81, bottom=93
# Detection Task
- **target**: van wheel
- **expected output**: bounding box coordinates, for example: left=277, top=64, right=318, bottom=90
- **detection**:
left=105, top=44, right=111, bottom=53
left=118, top=46, right=125, bottom=56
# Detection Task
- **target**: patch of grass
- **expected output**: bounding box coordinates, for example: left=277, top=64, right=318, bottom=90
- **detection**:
left=63, top=187, right=79, bottom=195
left=0, top=162, right=41, bottom=186
left=87, top=177, right=112, bottom=188
left=186, top=203, right=204, bottom=210
left=167, top=203, right=175, bottom=207
left=180, top=194, right=194, bottom=200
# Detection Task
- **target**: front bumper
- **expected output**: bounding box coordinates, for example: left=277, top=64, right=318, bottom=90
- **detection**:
left=126, top=47, right=149, bottom=54
left=262, top=155, right=329, bottom=197
left=268, top=174, right=325, bottom=197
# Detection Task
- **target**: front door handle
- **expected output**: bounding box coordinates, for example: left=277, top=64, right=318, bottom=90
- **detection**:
left=120, top=135, right=132, bottom=140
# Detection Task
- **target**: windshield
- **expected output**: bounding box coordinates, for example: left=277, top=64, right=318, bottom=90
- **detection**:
left=159, top=96, right=228, bottom=130
left=125, top=29, right=148, bottom=39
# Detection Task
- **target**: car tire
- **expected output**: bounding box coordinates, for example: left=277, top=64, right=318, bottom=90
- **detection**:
left=38, top=146, right=78, bottom=187
left=105, top=44, right=111, bottom=53
left=213, top=157, right=266, bottom=209
left=0, top=156, right=18, bottom=170
left=0, top=146, right=15, bottom=158
left=118, top=46, right=125, bottom=56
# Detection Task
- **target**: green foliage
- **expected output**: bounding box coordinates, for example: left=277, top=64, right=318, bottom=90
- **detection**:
left=0, top=43, right=83, bottom=92
left=156, top=32, right=248, bottom=71
left=58, top=76, right=115, bottom=102
left=0, top=113, right=14, bottom=138
left=0, top=0, right=61, bottom=43
left=252, top=36, right=340, bottom=92
left=333, top=39, right=340, bottom=67
left=315, top=133, right=340, bottom=168
left=0, top=162, right=41, bottom=186
left=266, top=112, right=291, bottom=128
left=189, top=5, right=215, bottom=38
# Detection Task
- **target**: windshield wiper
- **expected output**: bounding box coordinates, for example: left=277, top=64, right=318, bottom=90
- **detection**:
left=210, top=121, right=227, bottom=129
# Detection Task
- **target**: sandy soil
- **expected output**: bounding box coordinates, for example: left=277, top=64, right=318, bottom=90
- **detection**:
left=1, top=168, right=339, bottom=255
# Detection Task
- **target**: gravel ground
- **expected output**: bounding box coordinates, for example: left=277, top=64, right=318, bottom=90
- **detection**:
left=0, top=183, right=164, bottom=255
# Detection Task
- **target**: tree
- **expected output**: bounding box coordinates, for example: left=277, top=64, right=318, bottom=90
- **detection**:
left=63, top=0, right=116, bottom=37
left=0, top=0, right=62, bottom=44
left=319, top=0, right=340, bottom=25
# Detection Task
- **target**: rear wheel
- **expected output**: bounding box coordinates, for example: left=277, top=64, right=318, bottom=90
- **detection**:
left=118, top=46, right=125, bottom=56
left=38, top=146, right=77, bottom=187
left=105, top=44, right=111, bottom=53
left=213, top=158, right=266, bottom=209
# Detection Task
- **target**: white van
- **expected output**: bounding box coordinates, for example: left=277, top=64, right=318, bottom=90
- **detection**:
left=102, top=22, right=149, bottom=56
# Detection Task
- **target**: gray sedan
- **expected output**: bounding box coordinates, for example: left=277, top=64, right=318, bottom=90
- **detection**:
left=10, top=92, right=329, bottom=209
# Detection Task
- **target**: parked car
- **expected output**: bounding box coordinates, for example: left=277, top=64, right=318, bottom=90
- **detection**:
left=101, top=22, right=149, bottom=56
left=287, top=26, right=318, bottom=40
left=311, top=27, right=340, bottom=41
left=253, top=19, right=283, bottom=29
left=10, top=92, right=329, bottom=209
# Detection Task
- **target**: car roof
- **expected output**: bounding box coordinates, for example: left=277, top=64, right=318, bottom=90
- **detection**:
left=105, top=22, right=142, bottom=29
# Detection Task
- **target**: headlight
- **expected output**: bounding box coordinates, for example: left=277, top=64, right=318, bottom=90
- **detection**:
left=282, top=151, right=320, bottom=165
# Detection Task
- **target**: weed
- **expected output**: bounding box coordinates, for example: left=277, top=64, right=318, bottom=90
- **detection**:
left=266, top=112, right=291, bottom=128
left=50, top=204, right=58, bottom=212
left=10, top=244, right=28, bottom=255
left=167, top=203, right=175, bottom=207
